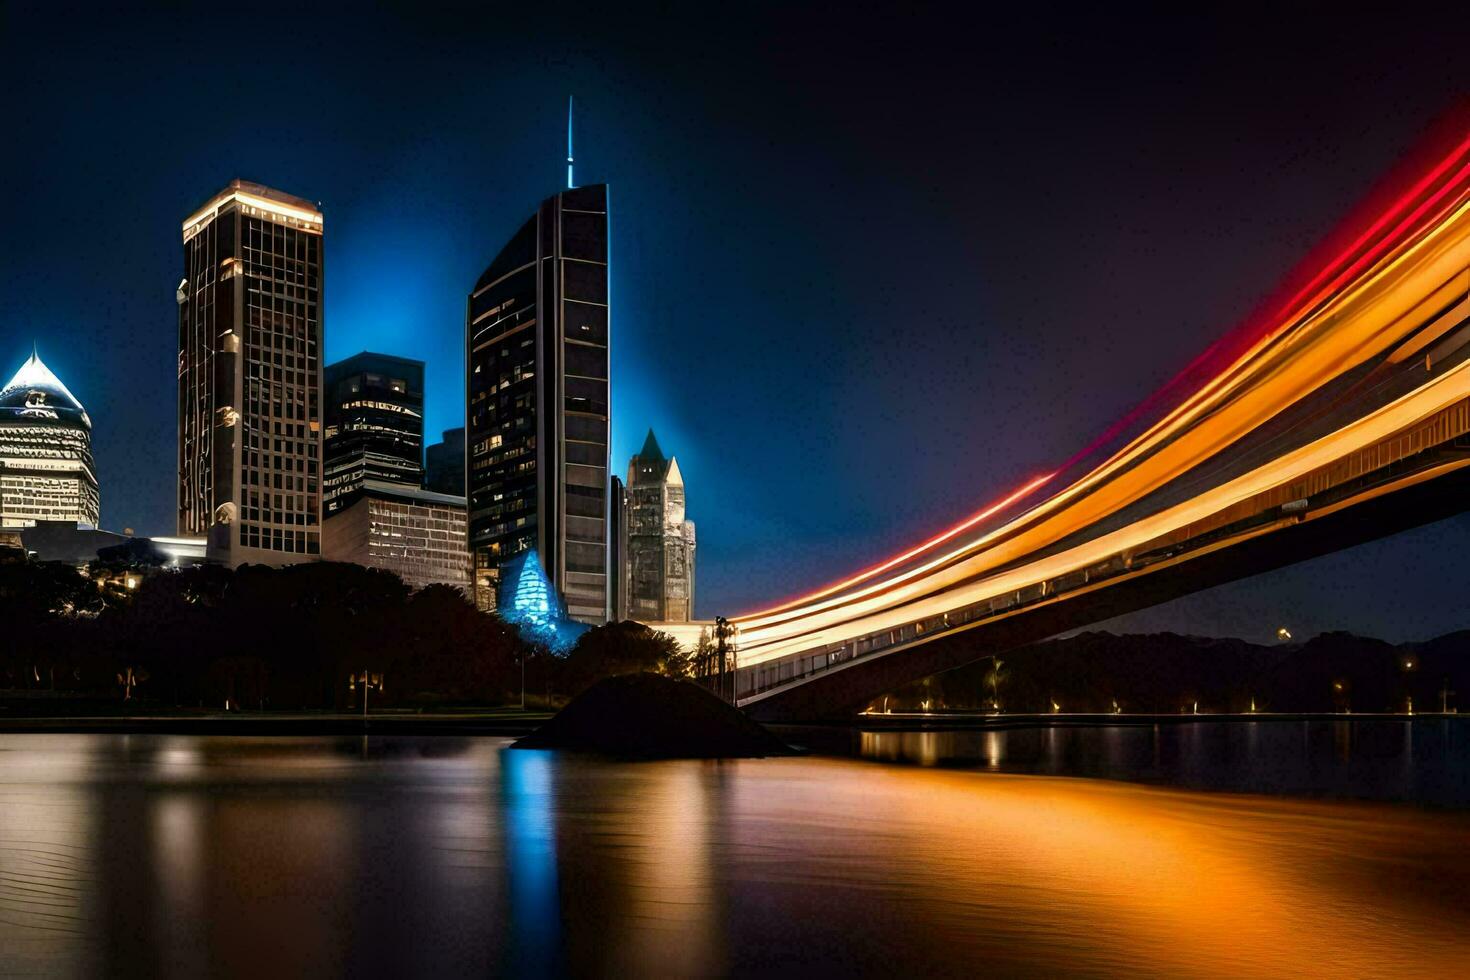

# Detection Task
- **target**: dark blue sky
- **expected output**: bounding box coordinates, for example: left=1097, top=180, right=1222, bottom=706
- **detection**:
left=3, top=4, right=1468, bottom=642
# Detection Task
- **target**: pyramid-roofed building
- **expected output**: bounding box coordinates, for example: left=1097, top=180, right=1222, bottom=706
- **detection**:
left=0, top=348, right=101, bottom=528
left=625, top=429, right=696, bottom=622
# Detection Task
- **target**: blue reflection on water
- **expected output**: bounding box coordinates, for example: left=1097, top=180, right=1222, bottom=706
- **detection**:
left=501, top=749, right=563, bottom=974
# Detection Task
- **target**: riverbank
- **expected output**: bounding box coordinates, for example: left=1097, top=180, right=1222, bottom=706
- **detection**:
left=0, top=707, right=552, bottom=736
left=1, top=708, right=1461, bottom=738
left=840, top=709, right=1464, bottom=729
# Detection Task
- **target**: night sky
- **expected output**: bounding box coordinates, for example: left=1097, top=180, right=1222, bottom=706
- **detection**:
left=4, top=4, right=1469, bottom=642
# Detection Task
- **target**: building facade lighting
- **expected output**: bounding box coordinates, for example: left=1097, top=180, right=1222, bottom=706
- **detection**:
left=177, top=179, right=324, bottom=565
left=0, top=350, right=100, bottom=529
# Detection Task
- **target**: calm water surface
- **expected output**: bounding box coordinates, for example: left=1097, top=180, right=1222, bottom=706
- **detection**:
left=838, top=717, right=1470, bottom=804
left=1, top=724, right=1468, bottom=978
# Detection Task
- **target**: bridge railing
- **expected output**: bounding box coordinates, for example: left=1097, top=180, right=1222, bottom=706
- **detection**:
left=737, top=403, right=1470, bottom=704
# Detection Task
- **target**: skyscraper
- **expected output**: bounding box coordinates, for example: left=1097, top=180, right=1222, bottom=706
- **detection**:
left=178, top=180, right=323, bottom=565
left=625, top=430, right=696, bottom=622
left=0, top=350, right=100, bottom=529
left=424, top=426, right=465, bottom=496
left=322, top=351, right=424, bottom=516
left=466, top=184, right=610, bottom=623
left=608, top=474, right=627, bottom=621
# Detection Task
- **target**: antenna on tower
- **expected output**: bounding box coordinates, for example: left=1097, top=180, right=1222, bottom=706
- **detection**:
left=567, top=95, right=575, bottom=189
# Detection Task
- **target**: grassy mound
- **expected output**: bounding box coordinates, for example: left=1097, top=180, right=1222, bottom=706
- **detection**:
left=511, top=673, right=792, bottom=758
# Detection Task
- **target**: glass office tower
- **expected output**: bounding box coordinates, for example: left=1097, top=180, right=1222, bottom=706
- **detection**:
left=322, top=351, right=424, bottom=516
left=466, top=184, right=610, bottom=623
left=178, top=180, right=323, bottom=565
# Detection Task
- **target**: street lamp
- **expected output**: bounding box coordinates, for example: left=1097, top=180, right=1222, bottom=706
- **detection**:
left=348, top=670, right=384, bottom=718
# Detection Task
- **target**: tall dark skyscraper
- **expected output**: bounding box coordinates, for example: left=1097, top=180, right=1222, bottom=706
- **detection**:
left=466, top=184, right=610, bottom=622
left=177, top=180, right=323, bottom=564
left=322, top=351, right=424, bottom=516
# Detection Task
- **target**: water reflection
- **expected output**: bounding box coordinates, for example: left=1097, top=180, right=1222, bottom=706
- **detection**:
left=852, top=719, right=1470, bottom=805
left=0, top=731, right=1466, bottom=978
left=502, top=749, right=562, bottom=974
left=149, top=794, right=205, bottom=975
left=0, top=735, right=95, bottom=977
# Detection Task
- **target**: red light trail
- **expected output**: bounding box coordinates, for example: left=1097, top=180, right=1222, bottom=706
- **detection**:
left=732, top=128, right=1470, bottom=671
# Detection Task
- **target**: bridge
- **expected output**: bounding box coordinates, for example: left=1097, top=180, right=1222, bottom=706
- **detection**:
left=730, top=133, right=1470, bottom=722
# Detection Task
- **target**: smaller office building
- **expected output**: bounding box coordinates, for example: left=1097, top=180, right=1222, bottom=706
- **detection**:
left=321, top=480, right=469, bottom=592
left=323, top=352, right=425, bottom=518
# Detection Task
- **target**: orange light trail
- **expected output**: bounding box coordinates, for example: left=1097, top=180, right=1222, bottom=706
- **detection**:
left=739, top=132, right=1470, bottom=627
left=1056, top=132, right=1470, bottom=479
left=732, top=128, right=1470, bottom=671
left=740, top=472, right=1056, bottom=619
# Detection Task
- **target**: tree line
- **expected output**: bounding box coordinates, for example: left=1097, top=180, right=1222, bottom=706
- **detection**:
left=0, top=558, right=689, bottom=712
left=883, top=629, right=1470, bottom=714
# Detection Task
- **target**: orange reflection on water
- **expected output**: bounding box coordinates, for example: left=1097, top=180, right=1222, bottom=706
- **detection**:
left=734, top=757, right=1470, bottom=977
left=3, top=735, right=1468, bottom=977
left=552, top=759, right=722, bottom=976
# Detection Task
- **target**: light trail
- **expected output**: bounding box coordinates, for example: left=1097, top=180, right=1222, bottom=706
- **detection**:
left=738, top=473, right=1056, bottom=619
left=740, top=188, right=1470, bottom=637
left=733, top=130, right=1470, bottom=673
left=741, top=359, right=1470, bottom=663
left=1055, top=134, right=1470, bottom=479
left=739, top=132, right=1470, bottom=629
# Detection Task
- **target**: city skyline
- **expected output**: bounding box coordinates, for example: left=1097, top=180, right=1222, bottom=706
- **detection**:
left=6, top=5, right=1470, bottom=639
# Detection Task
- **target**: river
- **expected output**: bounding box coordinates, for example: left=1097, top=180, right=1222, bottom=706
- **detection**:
left=1, top=722, right=1467, bottom=977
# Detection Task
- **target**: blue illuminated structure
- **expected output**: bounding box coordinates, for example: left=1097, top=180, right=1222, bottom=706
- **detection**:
left=497, top=550, right=589, bottom=653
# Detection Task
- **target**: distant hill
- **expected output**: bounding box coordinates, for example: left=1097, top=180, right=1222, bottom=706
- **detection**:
left=882, top=629, right=1470, bottom=714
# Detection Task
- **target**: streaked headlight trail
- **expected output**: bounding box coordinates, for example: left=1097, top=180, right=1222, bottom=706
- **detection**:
left=732, top=131, right=1470, bottom=680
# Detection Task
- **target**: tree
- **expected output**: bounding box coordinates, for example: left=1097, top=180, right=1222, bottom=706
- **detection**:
left=692, top=627, right=716, bottom=681
left=205, top=657, right=269, bottom=710
left=395, top=585, right=525, bottom=703
left=0, top=561, right=104, bottom=690
left=561, top=621, right=691, bottom=698
left=0, top=560, right=102, bottom=620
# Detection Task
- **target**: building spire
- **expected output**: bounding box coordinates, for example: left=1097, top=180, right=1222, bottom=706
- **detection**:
left=639, top=428, right=665, bottom=462
left=567, top=95, right=575, bottom=189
